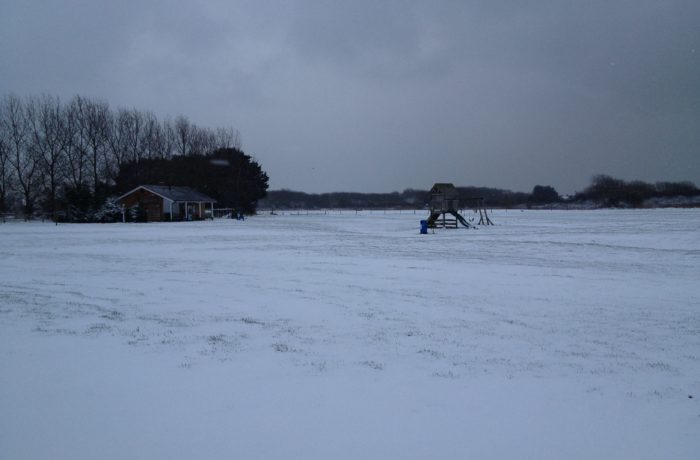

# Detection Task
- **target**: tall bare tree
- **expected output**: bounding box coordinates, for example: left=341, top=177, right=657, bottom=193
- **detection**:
left=63, top=96, right=90, bottom=189
left=124, top=108, right=144, bottom=164
left=0, top=118, right=11, bottom=213
left=1, top=94, right=39, bottom=217
left=161, top=117, right=176, bottom=160
left=106, top=108, right=132, bottom=182
left=83, top=98, right=111, bottom=194
left=189, top=125, right=217, bottom=155
left=215, top=126, right=242, bottom=150
left=174, top=115, right=191, bottom=156
left=140, top=111, right=165, bottom=160
left=26, top=94, right=68, bottom=219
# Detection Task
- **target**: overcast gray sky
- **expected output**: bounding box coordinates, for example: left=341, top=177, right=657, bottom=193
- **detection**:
left=1, top=1, right=698, bottom=193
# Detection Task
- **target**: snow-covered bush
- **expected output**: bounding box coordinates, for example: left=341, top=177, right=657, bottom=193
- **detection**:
left=91, top=197, right=123, bottom=222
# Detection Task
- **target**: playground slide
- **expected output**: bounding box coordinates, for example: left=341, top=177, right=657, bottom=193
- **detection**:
left=427, top=210, right=472, bottom=228
left=449, top=210, right=473, bottom=228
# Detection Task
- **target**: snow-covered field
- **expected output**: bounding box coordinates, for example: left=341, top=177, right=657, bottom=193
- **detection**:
left=1, top=209, right=699, bottom=459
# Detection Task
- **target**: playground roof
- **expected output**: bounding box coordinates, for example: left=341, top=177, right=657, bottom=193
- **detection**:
left=430, top=183, right=459, bottom=198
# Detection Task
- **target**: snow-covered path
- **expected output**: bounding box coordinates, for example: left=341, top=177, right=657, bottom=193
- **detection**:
left=1, top=209, right=699, bottom=459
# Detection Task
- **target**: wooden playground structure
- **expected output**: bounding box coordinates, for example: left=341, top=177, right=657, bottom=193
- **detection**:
left=426, top=183, right=494, bottom=229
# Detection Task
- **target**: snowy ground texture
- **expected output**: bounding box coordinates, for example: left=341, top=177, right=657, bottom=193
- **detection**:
left=1, top=209, right=699, bottom=459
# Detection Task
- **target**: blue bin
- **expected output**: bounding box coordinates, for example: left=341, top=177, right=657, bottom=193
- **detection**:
left=420, top=220, right=428, bottom=234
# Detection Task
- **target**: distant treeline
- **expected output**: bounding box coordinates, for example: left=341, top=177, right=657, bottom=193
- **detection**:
left=572, top=175, right=699, bottom=207
left=0, top=93, right=267, bottom=220
left=260, top=187, right=532, bottom=210
left=261, top=176, right=699, bottom=210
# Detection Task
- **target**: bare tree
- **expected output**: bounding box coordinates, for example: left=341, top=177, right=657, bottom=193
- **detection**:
left=174, top=115, right=191, bottom=156
left=0, top=117, right=11, bottom=213
left=161, top=117, right=176, bottom=159
left=215, top=126, right=242, bottom=150
left=124, top=108, right=144, bottom=164
left=106, top=108, right=145, bottom=181
left=140, top=111, right=164, bottom=160
left=189, top=125, right=216, bottom=155
left=1, top=94, right=39, bottom=217
left=106, top=108, right=132, bottom=182
left=63, top=96, right=90, bottom=189
left=83, top=98, right=111, bottom=193
left=26, top=94, right=68, bottom=219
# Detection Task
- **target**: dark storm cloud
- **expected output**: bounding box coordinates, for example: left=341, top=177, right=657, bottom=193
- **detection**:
left=1, top=0, right=698, bottom=193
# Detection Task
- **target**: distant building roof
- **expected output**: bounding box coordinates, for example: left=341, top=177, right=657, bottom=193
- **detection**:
left=118, top=185, right=216, bottom=203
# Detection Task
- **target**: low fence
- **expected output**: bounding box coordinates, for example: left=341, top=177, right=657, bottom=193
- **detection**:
left=257, top=209, right=428, bottom=216
left=213, top=208, right=234, bottom=219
